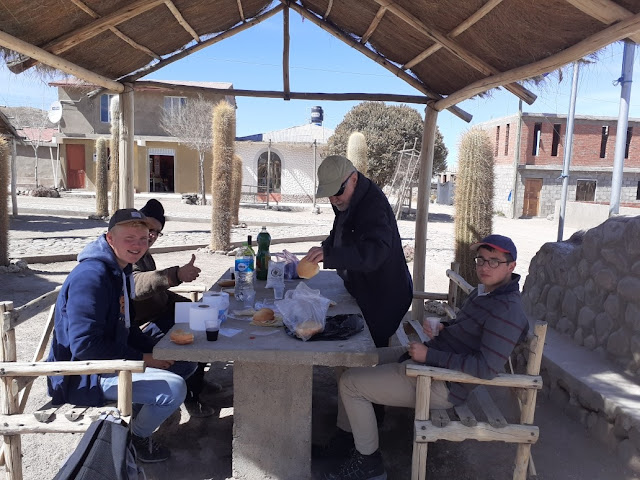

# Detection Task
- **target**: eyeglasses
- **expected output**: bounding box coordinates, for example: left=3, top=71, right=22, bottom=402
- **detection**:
left=333, top=171, right=355, bottom=197
left=149, top=230, right=163, bottom=238
left=475, top=256, right=510, bottom=268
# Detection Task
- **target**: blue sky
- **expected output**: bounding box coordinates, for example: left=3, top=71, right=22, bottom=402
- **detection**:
left=1, top=10, right=640, bottom=167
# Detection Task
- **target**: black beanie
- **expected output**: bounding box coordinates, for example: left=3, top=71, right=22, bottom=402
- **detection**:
left=140, top=199, right=165, bottom=228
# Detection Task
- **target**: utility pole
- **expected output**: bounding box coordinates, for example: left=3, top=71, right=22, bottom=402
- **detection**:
left=557, top=62, right=579, bottom=241
left=312, top=140, right=317, bottom=211
left=609, top=40, right=635, bottom=217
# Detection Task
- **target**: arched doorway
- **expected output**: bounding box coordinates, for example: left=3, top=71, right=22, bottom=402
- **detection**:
left=257, top=150, right=281, bottom=202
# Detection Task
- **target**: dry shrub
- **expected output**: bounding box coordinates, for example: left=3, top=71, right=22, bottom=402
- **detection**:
left=210, top=101, right=235, bottom=251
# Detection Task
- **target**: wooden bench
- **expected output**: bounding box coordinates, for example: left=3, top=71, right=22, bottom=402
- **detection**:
left=0, top=282, right=206, bottom=480
left=396, top=264, right=547, bottom=480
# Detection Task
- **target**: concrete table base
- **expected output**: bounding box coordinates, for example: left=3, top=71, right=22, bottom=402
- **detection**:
left=232, top=362, right=313, bottom=480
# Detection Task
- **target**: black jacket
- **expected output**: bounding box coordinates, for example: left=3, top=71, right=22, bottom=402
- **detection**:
left=322, top=172, right=413, bottom=346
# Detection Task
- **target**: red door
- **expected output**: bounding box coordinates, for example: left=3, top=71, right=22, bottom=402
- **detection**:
left=66, top=144, right=86, bottom=189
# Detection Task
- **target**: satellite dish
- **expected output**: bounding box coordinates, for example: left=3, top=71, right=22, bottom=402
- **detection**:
left=48, top=101, right=62, bottom=124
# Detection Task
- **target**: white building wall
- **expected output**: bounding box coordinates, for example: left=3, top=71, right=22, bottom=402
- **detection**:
left=493, top=163, right=516, bottom=217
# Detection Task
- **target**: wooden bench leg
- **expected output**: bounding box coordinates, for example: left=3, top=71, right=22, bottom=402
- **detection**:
left=118, top=370, right=133, bottom=417
left=513, top=444, right=532, bottom=480
left=412, top=375, right=431, bottom=480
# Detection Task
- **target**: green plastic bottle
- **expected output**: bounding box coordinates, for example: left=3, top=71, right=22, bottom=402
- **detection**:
left=256, top=226, right=271, bottom=281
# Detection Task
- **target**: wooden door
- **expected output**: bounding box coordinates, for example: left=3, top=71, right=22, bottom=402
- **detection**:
left=66, top=144, right=85, bottom=189
left=523, top=178, right=543, bottom=216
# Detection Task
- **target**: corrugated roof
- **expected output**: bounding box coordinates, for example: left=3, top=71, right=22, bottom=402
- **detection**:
left=241, top=123, right=334, bottom=144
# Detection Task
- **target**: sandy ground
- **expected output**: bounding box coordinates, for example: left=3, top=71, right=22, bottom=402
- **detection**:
left=2, top=198, right=638, bottom=479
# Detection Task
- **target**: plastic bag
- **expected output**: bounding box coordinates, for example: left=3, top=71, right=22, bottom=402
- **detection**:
left=274, top=250, right=300, bottom=279
left=285, top=313, right=365, bottom=341
left=266, top=260, right=286, bottom=289
left=275, top=283, right=331, bottom=341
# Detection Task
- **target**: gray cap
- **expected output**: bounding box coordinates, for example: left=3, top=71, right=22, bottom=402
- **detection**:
left=316, top=155, right=356, bottom=197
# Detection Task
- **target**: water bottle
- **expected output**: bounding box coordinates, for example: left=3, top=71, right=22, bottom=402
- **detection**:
left=256, top=226, right=271, bottom=281
left=235, top=235, right=255, bottom=307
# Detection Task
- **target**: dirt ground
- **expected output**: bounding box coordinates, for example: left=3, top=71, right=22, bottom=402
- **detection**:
left=2, top=204, right=639, bottom=479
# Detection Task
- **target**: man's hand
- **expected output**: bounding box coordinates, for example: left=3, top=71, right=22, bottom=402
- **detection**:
left=408, top=341, right=428, bottom=363
left=143, top=353, right=174, bottom=370
left=304, top=246, right=324, bottom=264
left=423, top=319, right=444, bottom=339
left=177, top=254, right=201, bottom=283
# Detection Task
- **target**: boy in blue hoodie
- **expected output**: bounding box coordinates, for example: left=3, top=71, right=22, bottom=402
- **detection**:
left=47, top=209, right=195, bottom=463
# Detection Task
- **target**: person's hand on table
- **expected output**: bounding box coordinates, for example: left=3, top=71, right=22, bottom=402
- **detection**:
left=143, top=353, right=174, bottom=370
left=303, top=246, right=324, bottom=264
left=408, top=341, right=428, bottom=363
left=178, top=254, right=201, bottom=283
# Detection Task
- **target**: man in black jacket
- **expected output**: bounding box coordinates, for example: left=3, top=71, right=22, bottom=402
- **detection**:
left=304, top=155, right=413, bottom=348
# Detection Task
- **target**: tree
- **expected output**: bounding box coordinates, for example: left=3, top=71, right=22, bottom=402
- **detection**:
left=161, top=95, right=215, bottom=205
left=326, top=102, right=448, bottom=187
left=8, top=107, right=53, bottom=187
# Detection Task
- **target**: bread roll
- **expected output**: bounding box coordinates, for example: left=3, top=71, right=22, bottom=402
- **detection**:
left=297, top=258, right=320, bottom=279
left=170, top=328, right=194, bottom=345
left=294, top=319, right=323, bottom=339
left=252, top=308, right=275, bottom=324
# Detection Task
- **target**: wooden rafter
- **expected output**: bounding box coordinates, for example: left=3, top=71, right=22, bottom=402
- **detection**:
left=283, top=6, right=290, bottom=100
left=565, top=0, right=640, bottom=43
left=324, top=0, right=334, bottom=19
left=165, top=1, right=200, bottom=42
left=361, top=5, right=388, bottom=44
left=436, top=10, right=640, bottom=110
left=8, top=0, right=164, bottom=74
left=70, top=0, right=160, bottom=60
left=117, top=5, right=284, bottom=85
left=404, top=0, right=503, bottom=70
left=374, top=0, right=536, bottom=105
left=0, top=29, right=124, bottom=92
left=282, top=0, right=472, bottom=122
left=237, top=0, right=246, bottom=22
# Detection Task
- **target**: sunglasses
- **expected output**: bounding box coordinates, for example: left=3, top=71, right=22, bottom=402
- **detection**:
left=333, top=171, right=355, bottom=197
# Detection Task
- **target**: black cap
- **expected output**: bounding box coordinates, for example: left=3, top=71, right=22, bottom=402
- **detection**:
left=108, top=208, right=153, bottom=231
left=140, top=199, right=165, bottom=228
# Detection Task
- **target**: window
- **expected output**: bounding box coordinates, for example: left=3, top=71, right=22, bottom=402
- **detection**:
left=551, top=124, right=561, bottom=157
left=494, top=126, right=500, bottom=156
left=625, top=127, right=633, bottom=159
left=636, top=181, right=640, bottom=200
left=576, top=180, right=596, bottom=202
left=600, top=126, right=609, bottom=159
left=257, top=151, right=282, bottom=193
left=164, top=96, right=187, bottom=115
left=532, top=123, right=542, bottom=156
left=100, top=94, right=116, bottom=123
left=504, top=124, right=510, bottom=155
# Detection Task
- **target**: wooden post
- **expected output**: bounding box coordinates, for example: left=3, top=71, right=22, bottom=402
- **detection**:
left=10, top=139, right=17, bottom=217
left=411, top=375, right=431, bottom=480
left=411, top=106, right=438, bottom=321
left=117, top=370, right=133, bottom=417
left=447, top=262, right=460, bottom=308
left=118, top=83, right=135, bottom=209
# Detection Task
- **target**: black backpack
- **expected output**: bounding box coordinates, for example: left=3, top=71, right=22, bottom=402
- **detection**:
left=53, top=413, right=145, bottom=480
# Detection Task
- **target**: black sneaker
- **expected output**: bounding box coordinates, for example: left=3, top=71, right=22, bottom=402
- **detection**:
left=312, top=428, right=355, bottom=460
left=131, top=434, right=171, bottom=463
left=324, top=449, right=387, bottom=480
left=185, top=398, right=216, bottom=418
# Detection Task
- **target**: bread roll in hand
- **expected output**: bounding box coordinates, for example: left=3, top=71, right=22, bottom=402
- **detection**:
left=297, top=258, right=320, bottom=279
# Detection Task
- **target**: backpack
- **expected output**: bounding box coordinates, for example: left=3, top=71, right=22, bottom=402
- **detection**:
left=53, top=412, right=145, bottom=480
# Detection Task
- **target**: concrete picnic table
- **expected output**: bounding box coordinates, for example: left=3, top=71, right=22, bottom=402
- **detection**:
left=153, top=270, right=379, bottom=480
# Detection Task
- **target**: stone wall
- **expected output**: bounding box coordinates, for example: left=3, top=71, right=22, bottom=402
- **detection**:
left=522, top=214, right=640, bottom=375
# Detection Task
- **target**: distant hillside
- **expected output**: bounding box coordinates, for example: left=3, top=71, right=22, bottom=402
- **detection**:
left=0, top=106, right=55, bottom=129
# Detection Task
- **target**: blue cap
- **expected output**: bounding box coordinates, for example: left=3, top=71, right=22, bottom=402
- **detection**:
left=470, top=234, right=517, bottom=261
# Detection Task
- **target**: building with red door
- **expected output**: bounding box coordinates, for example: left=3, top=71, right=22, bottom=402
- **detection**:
left=476, top=112, right=640, bottom=219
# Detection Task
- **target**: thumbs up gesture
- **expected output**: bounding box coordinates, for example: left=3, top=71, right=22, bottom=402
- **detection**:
left=178, top=254, right=201, bottom=283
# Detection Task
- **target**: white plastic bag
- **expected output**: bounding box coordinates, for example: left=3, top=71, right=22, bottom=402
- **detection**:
left=275, top=283, right=331, bottom=341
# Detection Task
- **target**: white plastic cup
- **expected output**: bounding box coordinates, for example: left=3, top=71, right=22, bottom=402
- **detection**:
left=426, top=316, right=441, bottom=337
left=273, top=284, right=285, bottom=300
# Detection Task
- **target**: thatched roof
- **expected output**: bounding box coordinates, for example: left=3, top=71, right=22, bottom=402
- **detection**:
left=1, top=0, right=640, bottom=122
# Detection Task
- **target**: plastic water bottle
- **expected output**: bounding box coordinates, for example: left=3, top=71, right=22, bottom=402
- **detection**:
left=256, top=226, right=271, bottom=281
left=235, top=235, right=255, bottom=307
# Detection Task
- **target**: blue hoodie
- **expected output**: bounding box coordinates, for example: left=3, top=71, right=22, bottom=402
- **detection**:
left=47, top=234, right=155, bottom=406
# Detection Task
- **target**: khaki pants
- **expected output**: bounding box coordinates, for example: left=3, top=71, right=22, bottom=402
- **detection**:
left=337, top=346, right=453, bottom=455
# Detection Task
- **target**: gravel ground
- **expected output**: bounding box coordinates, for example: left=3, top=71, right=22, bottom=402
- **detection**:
left=2, top=194, right=637, bottom=480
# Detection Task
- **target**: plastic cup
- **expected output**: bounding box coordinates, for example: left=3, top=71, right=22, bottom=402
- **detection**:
left=243, top=289, right=256, bottom=308
left=205, top=319, right=221, bottom=341
left=273, top=284, right=285, bottom=300
left=425, top=317, right=441, bottom=337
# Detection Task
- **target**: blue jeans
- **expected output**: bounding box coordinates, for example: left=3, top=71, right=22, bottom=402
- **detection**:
left=100, top=361, right=196, bottom=438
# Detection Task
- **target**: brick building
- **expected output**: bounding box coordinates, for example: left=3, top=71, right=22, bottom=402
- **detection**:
left=478, top=113, right=640, bottom=218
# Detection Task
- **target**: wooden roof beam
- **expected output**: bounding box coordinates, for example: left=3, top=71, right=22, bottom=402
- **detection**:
left=436, top=10, right=640, bottom=110
left=404, top=0, right=503, bottom=70
left=283, top=6, right=290, bottom=100
left=324, top=0, right=334, bottom=20
left=165, top=1, right=200, bottom=43
left=70, top=0, right=160, bottom=60
left=237, top=0, right=246, bottom=22
left=0, top=28, right=124, bottom=93
left=8, top=0, right=165, bottom=74
left=361, top=5, right=388, bottom=44
left=565, top=0, right=640, bottom=43
left=281, top=0, right=472, bottom=122
left=374, top=0, right=536, bottom=105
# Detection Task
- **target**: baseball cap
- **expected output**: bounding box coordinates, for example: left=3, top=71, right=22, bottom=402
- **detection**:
left=108, top=208, right=153, bottom=231
left=316, top=155, right=356, bottom=198
left=470, top=234, right=517, bottom=261
left=140, top=199, right=165, bottom=228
